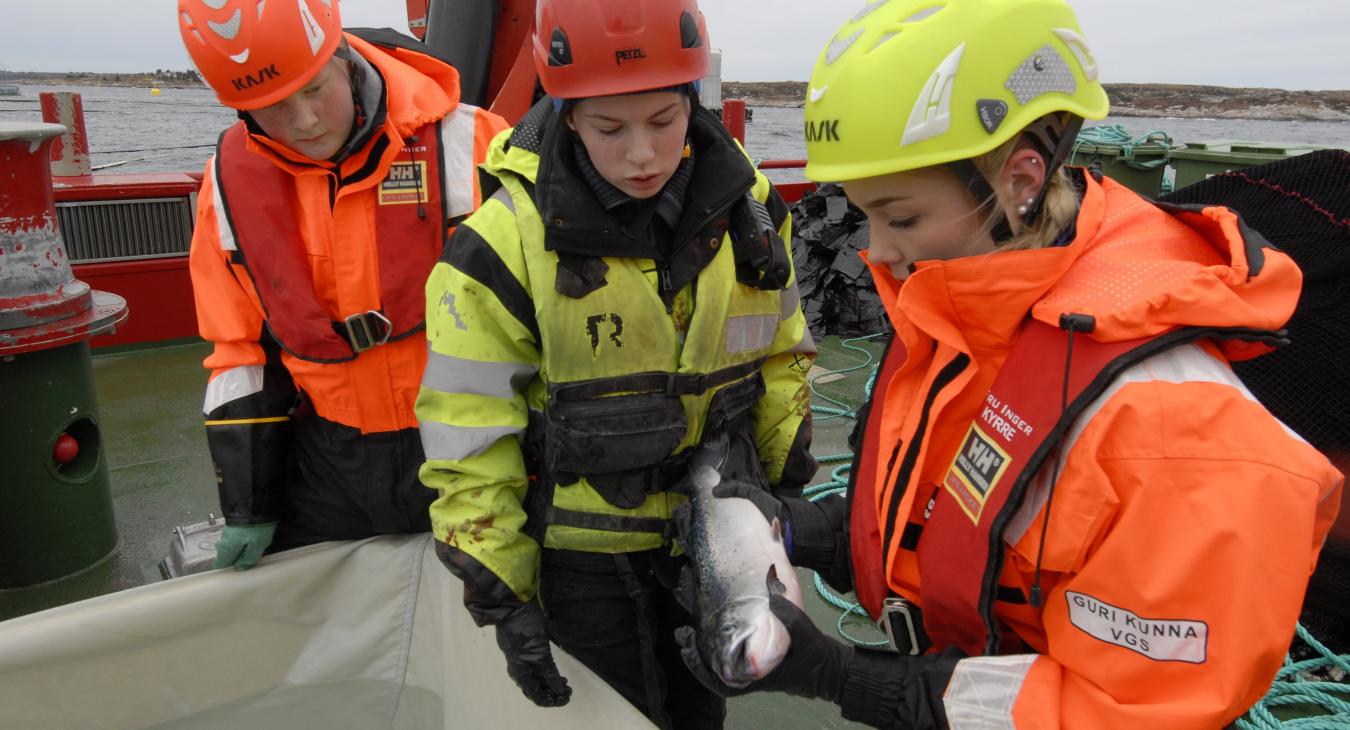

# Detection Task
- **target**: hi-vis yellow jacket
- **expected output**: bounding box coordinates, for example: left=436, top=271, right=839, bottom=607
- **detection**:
left=416, top=103, right=816, bottom=605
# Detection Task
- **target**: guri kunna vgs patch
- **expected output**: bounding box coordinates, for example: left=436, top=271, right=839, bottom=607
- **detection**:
left=942, top=423, right=1012, bottom=524
left=379, top=161, right=429, bottom=206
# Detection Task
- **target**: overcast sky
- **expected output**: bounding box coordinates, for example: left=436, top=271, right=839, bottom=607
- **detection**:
left=2, top=1, right=1347, bottom=90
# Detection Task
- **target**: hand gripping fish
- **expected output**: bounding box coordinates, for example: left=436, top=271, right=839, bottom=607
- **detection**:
left=673, top=434, right=804, bottom=688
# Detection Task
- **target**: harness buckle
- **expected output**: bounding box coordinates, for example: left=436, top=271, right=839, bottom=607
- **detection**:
left=878, top=596, right=929, bottom=656
left=342, top=310, right=392, bottom=353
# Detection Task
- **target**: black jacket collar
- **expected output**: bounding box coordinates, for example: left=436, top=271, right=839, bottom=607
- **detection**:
left=526, top=102, right=756, bottom=301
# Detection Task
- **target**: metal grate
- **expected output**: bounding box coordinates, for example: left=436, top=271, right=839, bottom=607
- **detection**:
left=56, top=196, right=195, bottom=263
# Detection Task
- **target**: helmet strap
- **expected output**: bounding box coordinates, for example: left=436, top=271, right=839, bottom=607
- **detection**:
left=1017, top=114, right=1085, bottom=228
left=948, top=158, right=1016, bottom=245
left=330, top=44, right=385, bottom=163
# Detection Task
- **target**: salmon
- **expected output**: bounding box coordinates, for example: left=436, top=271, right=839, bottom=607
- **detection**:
left=675, top=435, right=804, bottom=688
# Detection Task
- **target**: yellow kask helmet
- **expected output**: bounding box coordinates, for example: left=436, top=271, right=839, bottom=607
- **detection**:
left=803, top=0, right=1110, bottom=183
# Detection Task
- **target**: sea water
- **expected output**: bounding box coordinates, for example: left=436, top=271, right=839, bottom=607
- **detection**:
left=2, top=83, right=1348, bottom=179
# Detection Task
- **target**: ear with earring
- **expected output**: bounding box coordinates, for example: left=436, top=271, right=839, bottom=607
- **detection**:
left=1017, top=156, right=1043, bottom=217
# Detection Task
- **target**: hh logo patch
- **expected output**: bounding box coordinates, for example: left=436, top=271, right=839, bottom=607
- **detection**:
left=1066, top=591, right=1208, bottom=664
left=942, top=424, right=1010, bottom=524
left=379, top=161, right=428, bottom=205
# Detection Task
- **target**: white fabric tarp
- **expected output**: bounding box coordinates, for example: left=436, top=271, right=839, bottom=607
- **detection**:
left=0, top=534, right=653, bottom=729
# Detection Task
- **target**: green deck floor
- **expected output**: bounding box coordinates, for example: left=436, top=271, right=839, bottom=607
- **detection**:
left=0, top=341, right=218, bottom=621
left=0, top=335, right=890, bottom=729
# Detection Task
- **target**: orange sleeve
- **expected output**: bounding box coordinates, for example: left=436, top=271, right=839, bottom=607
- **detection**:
left=189, top=168, right=267, bottom=378
left=990, top=382, right=1343, bottom=729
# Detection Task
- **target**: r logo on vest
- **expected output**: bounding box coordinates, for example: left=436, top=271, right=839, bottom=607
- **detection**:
left=942, top=424, right=1011, bottom=524
left=379, top=161, right=429, bottom=205
left=587, top=313, right=624, bottom=355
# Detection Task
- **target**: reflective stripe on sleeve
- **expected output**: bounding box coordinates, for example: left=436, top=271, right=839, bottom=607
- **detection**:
left=208, top=157, right=237, bottom=252
left=726, top=314, right=779, bottom=354
left=440, top=105, right=479, bottom=220
left=202, top=365, right=264, bottom=415
left=489, top=187, right=515, bottom=213
left=420, top=421, right=523, bottom=462
left=204, top=416, right=290, bottom=427
left=942, top=654, right=1037, bottom=729
left=423, top=347, right=536, bottom=400
left=779, top=280, right=802, bottom=321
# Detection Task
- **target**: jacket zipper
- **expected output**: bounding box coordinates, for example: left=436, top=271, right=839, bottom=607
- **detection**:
left=659, top=189, right=742, bottom=315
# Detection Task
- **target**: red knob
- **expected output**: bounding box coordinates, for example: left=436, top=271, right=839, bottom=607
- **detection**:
left=53, top=433, right=79, bottom=465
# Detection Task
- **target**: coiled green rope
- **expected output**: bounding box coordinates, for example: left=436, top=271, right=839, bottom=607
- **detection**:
left=804, top=332, right=890, bottom=647
left=1072, top=124, right=1175, bottom=169
left=1072, top=124, right=1178, bottom=194
left=1238, top=624, right=1350, bottom=728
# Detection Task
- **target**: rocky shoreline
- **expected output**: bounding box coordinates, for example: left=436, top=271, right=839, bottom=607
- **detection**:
left=0, top=72, right=203, bottom=90
left=721, top=81, right=1350, bottom=122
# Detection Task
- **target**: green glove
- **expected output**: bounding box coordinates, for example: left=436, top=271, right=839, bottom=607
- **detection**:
left=213, top=522, right=278, bottom=571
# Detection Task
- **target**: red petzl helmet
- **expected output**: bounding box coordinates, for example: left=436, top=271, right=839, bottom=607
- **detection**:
left=533, top=0, right=710, bottom=99
left=179, top=0, right=343, bottom=110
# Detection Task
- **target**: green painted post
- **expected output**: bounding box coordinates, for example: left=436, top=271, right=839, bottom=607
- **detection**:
left=0, top=121, right=126, bottom=588
left=0, top=343, right=119, bottom=586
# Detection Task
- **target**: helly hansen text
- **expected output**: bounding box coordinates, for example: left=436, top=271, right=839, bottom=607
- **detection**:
left=231, top=64, right=281, bottom=92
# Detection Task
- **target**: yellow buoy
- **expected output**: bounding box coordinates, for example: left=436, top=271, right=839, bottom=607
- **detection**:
left=150, top=87, right=161, bottom=96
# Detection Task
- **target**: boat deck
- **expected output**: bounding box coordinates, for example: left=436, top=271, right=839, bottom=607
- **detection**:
left=1, top=335, right=885, bottom=728
left=1, top=341, right=218, bottom=620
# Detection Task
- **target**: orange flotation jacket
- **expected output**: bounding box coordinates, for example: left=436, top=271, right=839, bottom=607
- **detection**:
left=214, top=118, right=445, bottom=362
left=848, top=171, right=1342, bottom=727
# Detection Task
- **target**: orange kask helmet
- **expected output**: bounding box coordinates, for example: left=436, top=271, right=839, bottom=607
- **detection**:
left=533, top=0, right=710, bottom=100
left=179, top=0, right=343, bottom=110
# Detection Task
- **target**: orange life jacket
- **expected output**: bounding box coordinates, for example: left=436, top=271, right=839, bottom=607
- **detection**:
left=214, top=119, right=444, bottom=363
left=849, top=172, right=1341, bottom=727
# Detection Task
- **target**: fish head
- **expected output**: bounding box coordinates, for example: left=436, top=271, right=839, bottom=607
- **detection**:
left=714, top=599, right=791, bottom=687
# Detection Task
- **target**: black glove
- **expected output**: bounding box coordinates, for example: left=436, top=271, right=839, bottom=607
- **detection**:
left=713, top=479, right=793, bottom=545
left=678, top=594, right=964, bottom=729
left=676, top=592, right=853, bottom=701
left=495, top=601, right=572, bottom=707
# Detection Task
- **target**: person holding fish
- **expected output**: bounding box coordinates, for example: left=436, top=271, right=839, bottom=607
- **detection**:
left=675, top=0, right=1343, bottom=727
left=415, top=0, right=816, bottom=726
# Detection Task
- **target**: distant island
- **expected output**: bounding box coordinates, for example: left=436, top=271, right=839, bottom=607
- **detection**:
left=721, top=81, right=1350, bottom=122
left=0, top=70, right=204, bottom=89
left=4, top=72, right=1348, bottom=122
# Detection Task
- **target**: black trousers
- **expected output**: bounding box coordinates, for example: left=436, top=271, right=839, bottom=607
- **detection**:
left=540, top=548, right=726, bottom=730
left=270, top=407, right=434, bottom=552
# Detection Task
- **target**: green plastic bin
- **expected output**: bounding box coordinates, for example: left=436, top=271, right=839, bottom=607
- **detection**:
left=1067, top=140, right=1171, bottom=198
left=1169, top=140, right=1324, bottom=190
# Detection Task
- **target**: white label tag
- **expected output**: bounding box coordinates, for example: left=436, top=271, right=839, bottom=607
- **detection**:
left=1065, top=591, right=1208, bottom=664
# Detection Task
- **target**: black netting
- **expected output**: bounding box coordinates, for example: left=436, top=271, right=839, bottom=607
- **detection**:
left=790, top=184, right=890, bottom=339
left=1163, top=149, right=1350, bottom=655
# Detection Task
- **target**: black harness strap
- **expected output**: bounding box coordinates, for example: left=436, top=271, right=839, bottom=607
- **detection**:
left=550, top=358, right=766, bottom=402
left=544, top=506, right=674, bottom=540
left=614, top=552, right=672, bottom=729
